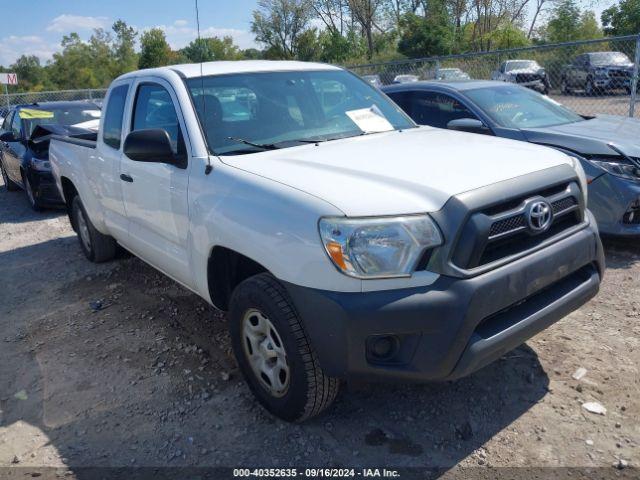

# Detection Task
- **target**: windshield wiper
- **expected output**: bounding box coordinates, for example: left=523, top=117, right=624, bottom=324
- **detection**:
left=227, top=136, right=280, bottom=150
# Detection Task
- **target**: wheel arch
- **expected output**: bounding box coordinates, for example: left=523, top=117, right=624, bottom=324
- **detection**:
left=60, top=176, right=79, bottom=229
left=207, top=246, right=270, bottom=311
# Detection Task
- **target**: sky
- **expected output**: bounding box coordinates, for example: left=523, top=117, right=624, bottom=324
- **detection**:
left=0, top=0, right=620, bottom=67
left=0, top=0, right=261, bottom=66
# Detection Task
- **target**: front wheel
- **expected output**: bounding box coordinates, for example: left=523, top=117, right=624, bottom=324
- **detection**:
left=71, top=196, right=117, bottom=263
left=229, top=273, right=339, bottom=422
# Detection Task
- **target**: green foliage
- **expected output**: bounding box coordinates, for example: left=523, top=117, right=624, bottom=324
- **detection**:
left=543, top=0, right=602, bottom=43
left=251, top=0, right=314, bottom=59
left=11, top=55, right=49, bottom=91
left=112, top=20, right=138, bottom=76
left=602, top=0, right=640, bottom=36
left=139, top=28, right=175, bottom=69
left=181, top=36, right=243, bottom=62
left=398, top=12, right=453, bottom=58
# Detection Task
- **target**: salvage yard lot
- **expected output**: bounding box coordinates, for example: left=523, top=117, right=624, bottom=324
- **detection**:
left=0, top=175, right=638, bottom=474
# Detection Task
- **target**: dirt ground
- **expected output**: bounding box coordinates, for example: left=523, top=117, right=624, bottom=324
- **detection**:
left=0, top=175, right=638, bottom=478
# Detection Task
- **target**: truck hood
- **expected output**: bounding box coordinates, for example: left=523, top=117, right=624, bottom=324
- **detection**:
left=221, top=127, right=574, bottom=216
left=522, top=115, right=640, bottom=158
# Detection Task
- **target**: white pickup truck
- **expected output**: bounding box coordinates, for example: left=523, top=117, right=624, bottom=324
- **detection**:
left=50, top=60, right=604, bottom=422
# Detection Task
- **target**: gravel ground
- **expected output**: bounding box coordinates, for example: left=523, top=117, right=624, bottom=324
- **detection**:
left=0, top=175, right=638, bottom=478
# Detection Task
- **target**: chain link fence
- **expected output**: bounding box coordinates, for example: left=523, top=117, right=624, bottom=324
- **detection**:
left=349, top=35, right=640, bottom=118
left=1, top=88, right=107, bottom=117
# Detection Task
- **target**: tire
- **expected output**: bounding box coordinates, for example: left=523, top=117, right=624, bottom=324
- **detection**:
left=23, top=172, right=42, bottom=211
left=0, top=156, right=19, bottom=191
left=560, top=78, right=571, bottom=95
left=585, top=78, right=596, bottom=96
left=229, top=273, right=339, bottom=422
left=71, top=195, right=117, bottom=263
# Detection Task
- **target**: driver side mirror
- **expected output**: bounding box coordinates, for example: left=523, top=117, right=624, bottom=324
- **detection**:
left=123, top=129, right=185, bottom=168
left=0, top=131, right=17, bottom=143
left=447, top=118, right=492, bottom=135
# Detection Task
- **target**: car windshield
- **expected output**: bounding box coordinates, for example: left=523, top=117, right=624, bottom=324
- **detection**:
left=186, top=70, right=415, bottom=155
left=21, top=106, right=101, bottom=137
left=589, top=52, right=631, bottom=65
left=465, top=85, right=583, bottom=129
left=505, top=61, right=539, bottom=71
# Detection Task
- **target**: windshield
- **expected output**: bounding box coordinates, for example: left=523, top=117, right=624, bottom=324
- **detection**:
left=21, top=106, right=101, bottom=136
left=465, top=85, right=583, bottom=129
left=505, top=61, right=539, bottom=71
left=186, top=70, right=414, bottom=155
left=589, top=52, right=631, bottom=66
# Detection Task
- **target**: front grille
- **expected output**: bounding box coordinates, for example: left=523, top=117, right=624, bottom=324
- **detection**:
left=551, top=196, right=577, bottom=214
left=516, top=73, right=541, bottom=83
left=489, top=214, right=526, bottom=238
left=452, top=181, right=584, bottom=270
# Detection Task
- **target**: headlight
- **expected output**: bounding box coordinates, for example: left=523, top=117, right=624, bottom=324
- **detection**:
left=30, top=157, right=51, bottom=172
left=319, top=215, right=443, bottom=278
left=589, top=158, right=640, bottom=181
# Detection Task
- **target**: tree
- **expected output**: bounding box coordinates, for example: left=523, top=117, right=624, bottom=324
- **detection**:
left=182, top=36, right=243, bottom=62
left=251, top=0, right=315, bottom=59
left=543, top=0, right=602, bottom=43
left=398, top=6, right=453, bottom=58
left=139, top=28, right=174, bottom=69
left=602, top=0, right=640, bottom=36
left=112, top=20, right=138, bottom=76
left=348, top=0, right=386, bottom=59
left=48, top=33, right=102, bottom=89
left=11, top=55, right=47, bottom=91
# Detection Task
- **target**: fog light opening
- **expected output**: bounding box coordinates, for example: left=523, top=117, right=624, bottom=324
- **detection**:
left=368, top=335, right=400, bottom=361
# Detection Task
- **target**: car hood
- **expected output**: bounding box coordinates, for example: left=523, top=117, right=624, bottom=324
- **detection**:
left=221, top=127, right=575, bottom=217
left=507, top=67, right=543, bottom=75
left=522, top=115, right=640, bottom=158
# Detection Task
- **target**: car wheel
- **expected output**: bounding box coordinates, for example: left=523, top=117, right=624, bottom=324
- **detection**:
left=585, top=78, right=596, bottom=96
left=229, top=273, right=339, bottom=422
left=561, top=78, right=571, bottom=95
left=625, top=86, right=632, bottom=95
left=0, top=156, right=19, bottom=191
left=71, top=195, right=117, bottom=263
left=24, top=173, right=43, bottom=211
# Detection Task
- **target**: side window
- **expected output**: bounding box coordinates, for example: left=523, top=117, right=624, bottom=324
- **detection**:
left=406, top=91, right=477, bottom=128
left=132, top=83, right=185, bottom=156
left=11, top=111, right=22, bottom=138
left=103, top=84, right=129, bottom=150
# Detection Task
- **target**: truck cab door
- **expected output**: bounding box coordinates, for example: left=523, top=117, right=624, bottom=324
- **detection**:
left=120, top=78, right=192, bottom=287
left=95, top=82, right=132, bottom=242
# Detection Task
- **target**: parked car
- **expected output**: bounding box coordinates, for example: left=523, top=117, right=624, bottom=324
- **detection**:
left=0, top=101, right=101, bottom=210
left=492, top=60, right=550, bottom=94
left=435, top=67, right=470, bottom=80
left=561, top=52, right=635, bottom=95
left=362, top=74, right=382, bottom=88
left=383, top=80, right=640, bottom=236
left=50, top=61, right=602, bottom=421
left=393, top=74, right=420, bottom=84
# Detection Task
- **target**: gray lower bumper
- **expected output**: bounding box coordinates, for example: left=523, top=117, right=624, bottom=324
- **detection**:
left=284, top=218, right=604, bottom=383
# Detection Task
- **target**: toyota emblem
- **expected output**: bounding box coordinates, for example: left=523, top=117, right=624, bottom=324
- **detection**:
left=527, top=200, right=553, bottom=232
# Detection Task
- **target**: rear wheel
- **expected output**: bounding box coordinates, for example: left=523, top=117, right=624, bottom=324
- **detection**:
left=0, top=157, right=19, bottom=191
left=71, top=196, right=117, bottom=263
left=561, top=77, right=571, bottom=95
left=229, top=273, right=339, bottom=422
left=585, top=78, right=596, bottom=96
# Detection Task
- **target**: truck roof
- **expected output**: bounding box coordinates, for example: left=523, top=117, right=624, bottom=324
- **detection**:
left=117, top=60, right=341, bottom=81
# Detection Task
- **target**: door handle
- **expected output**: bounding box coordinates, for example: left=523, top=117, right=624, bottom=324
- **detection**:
left=120, top=173, right=134, bottom=183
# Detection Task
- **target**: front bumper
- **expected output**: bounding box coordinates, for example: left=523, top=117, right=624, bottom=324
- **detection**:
left=594, top=77, right=631, bottom=90
left=28, top=169, right=64, bottom=206
left=285, top=215, right=603, bottom=383
left=588, top=174, right=640, bottom=236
